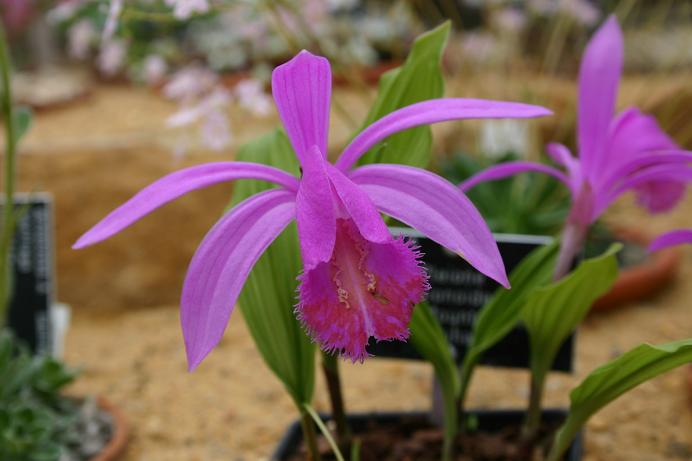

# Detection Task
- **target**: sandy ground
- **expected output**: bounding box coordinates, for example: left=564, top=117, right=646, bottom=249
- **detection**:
left=63, top=255, right=692, bottom=461
left=12, top=77, right=691, bottom=460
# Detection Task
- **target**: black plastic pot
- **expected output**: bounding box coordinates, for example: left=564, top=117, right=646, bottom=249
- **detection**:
left=272, top=409, right=582, bottom=460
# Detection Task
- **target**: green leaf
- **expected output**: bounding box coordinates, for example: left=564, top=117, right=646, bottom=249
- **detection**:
left=409, top=302, right=459, bottom=461
left=459, top=241, right=559, bottom=405
left=547, top=339, right=692, bottom=461
left=356, top=21, right=450, bottom=168
left=522, top=244, right=620, bottom=379
left=230, top=129, right=315, bottom=406
left=12, top=106, right=32, bottom=144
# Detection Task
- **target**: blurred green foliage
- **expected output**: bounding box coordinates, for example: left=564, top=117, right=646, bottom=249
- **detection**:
left=440, top=152, right=570, bottom=236
left=0, top=330, right=81, bottom=461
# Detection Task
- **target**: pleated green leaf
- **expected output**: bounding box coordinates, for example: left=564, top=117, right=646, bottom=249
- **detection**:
left=409, top=302, right=459, bottom=461
left=229, top=129, right=315, bottom=406
left=548, top=339, right=692, bottom=461
left=459, top=241, right=559, bottom=404
left=522, top=244, right=620, bottom=379
left=356, top=21, right=450, bottom=168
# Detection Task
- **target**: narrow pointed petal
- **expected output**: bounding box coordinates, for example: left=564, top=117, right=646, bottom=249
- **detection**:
left=182, top=189, right=296, bottom=370
left=295, top=146, right=336, bottom=269
left=606, top=108, right=678, bottom=165
left=547, top=142, right=583, bottom=196
left=593, top=108, right=685, bottom=204
left=596, top=164, right=692, bottom=216
left=350, top=164, right=509, bottom=288
left=601, top=151, right=692, bottom=187
left=335, top=99, right=552, bottom=171
left=577, top=15, right=623, bottom=175
left=649, top=229, right=692, bottom=252
left=325, top=163, right=390, bottom=244
left=297, top=218, right=427, bottom=361
left=73, top=162, right=299, bottom=249
left=271, top=50, right=331, bottom=164
left=459, top=161, right=571, bottom=194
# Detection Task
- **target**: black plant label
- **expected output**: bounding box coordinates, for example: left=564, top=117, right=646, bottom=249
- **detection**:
left=368, top=228, right=573, bottom=372
left=4, top=195, right=53, bottom=354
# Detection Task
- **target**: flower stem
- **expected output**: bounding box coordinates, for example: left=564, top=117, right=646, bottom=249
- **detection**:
left=553, top=220, right=587, bottom=282
left=522, top=219, right=587, bottom=443
left=0, top=23, right=17, bottom=328
left=522, top=372, right=546, bottom=442
left=321, top=351, right=351, bottom=449
left=300, top=407, right=323, bottom=461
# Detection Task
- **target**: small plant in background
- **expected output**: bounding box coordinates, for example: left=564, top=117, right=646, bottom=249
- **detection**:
left=0, top=330, right=88, bottom=461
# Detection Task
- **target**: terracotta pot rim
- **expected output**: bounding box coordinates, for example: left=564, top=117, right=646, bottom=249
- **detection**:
left=687, top=365, right=692, bottom=407
left=88, top=396, right=129, bottom=461
left=591, top=226, right=681, bottom=312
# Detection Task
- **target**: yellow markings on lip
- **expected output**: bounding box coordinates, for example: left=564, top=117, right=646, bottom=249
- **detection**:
left=372, top=292, right=390, bottom=305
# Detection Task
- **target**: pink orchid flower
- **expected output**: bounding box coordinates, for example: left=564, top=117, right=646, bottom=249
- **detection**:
left=460, top=16, right=692, bottom=278
left=649, top=229, right=692, bottom=252
left=74, top=51, right=550, bottom=368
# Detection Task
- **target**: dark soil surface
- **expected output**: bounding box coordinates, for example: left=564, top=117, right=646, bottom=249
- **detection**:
left=285, top=415, right=565, bottom=461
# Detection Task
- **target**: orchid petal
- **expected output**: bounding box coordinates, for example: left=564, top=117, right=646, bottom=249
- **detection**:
left=649, top=229, right=692, bottom=252
left=182, top=189, right=296, bottom=370
left=598, top=151, right=692, bottom=196
left=606, top=108, right=678, bottom=162
left=595, top=107, right=684, bottom=199
left=351, top=164, right=509, bottom=287
left=272, top=50, right=331, bottom=164
left=295, top=146, right=336, bottom=269
left=73, top=162, right=298, bottom=249
left=546, top=143, right=583, bottom=196
left=459, top=161, right=571, bottom=194
left=325, top=163, right=390, bottom=244
left=577, top=15, right=623, bottom=176
left=595, top=164, right=692, bottom=216
left=335, top=99, right=552, bottom=171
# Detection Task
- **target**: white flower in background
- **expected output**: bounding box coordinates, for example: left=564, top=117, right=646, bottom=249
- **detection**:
left=68, top=19, right=95, bottom=59
left=143, top=54, right=168, bottom=85
left=164, top=0, right=209, bottom=20
left=558, top=0, right=600, bottom=26
left=46, top=0, right=85, bottom=23
left=200, top=109, right=231, bottom=151
left=234, top=79, right=271, bottom=117
left=167, top=87, right=232, bottom=151
left=479, top=119, right=530, bottom=159
left=102, top=0, right=123, bottom=42
left=325, top=0, right=358, bottom=12
left=167, top=87, right=230, bottom=127
left=528, top=0, right=557, bottom=15
left=98, top=39, right=127, bottom=76
left=461, top=32, right=498, bottom=63
left=493, top=7, right=527, bottom=33
left=302, top=0, right=328, bottom=24
left=163, top=65, right=218, bottom=102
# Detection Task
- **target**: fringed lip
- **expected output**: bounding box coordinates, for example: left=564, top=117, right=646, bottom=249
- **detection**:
left=296, top=218, right=428, bottom=362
